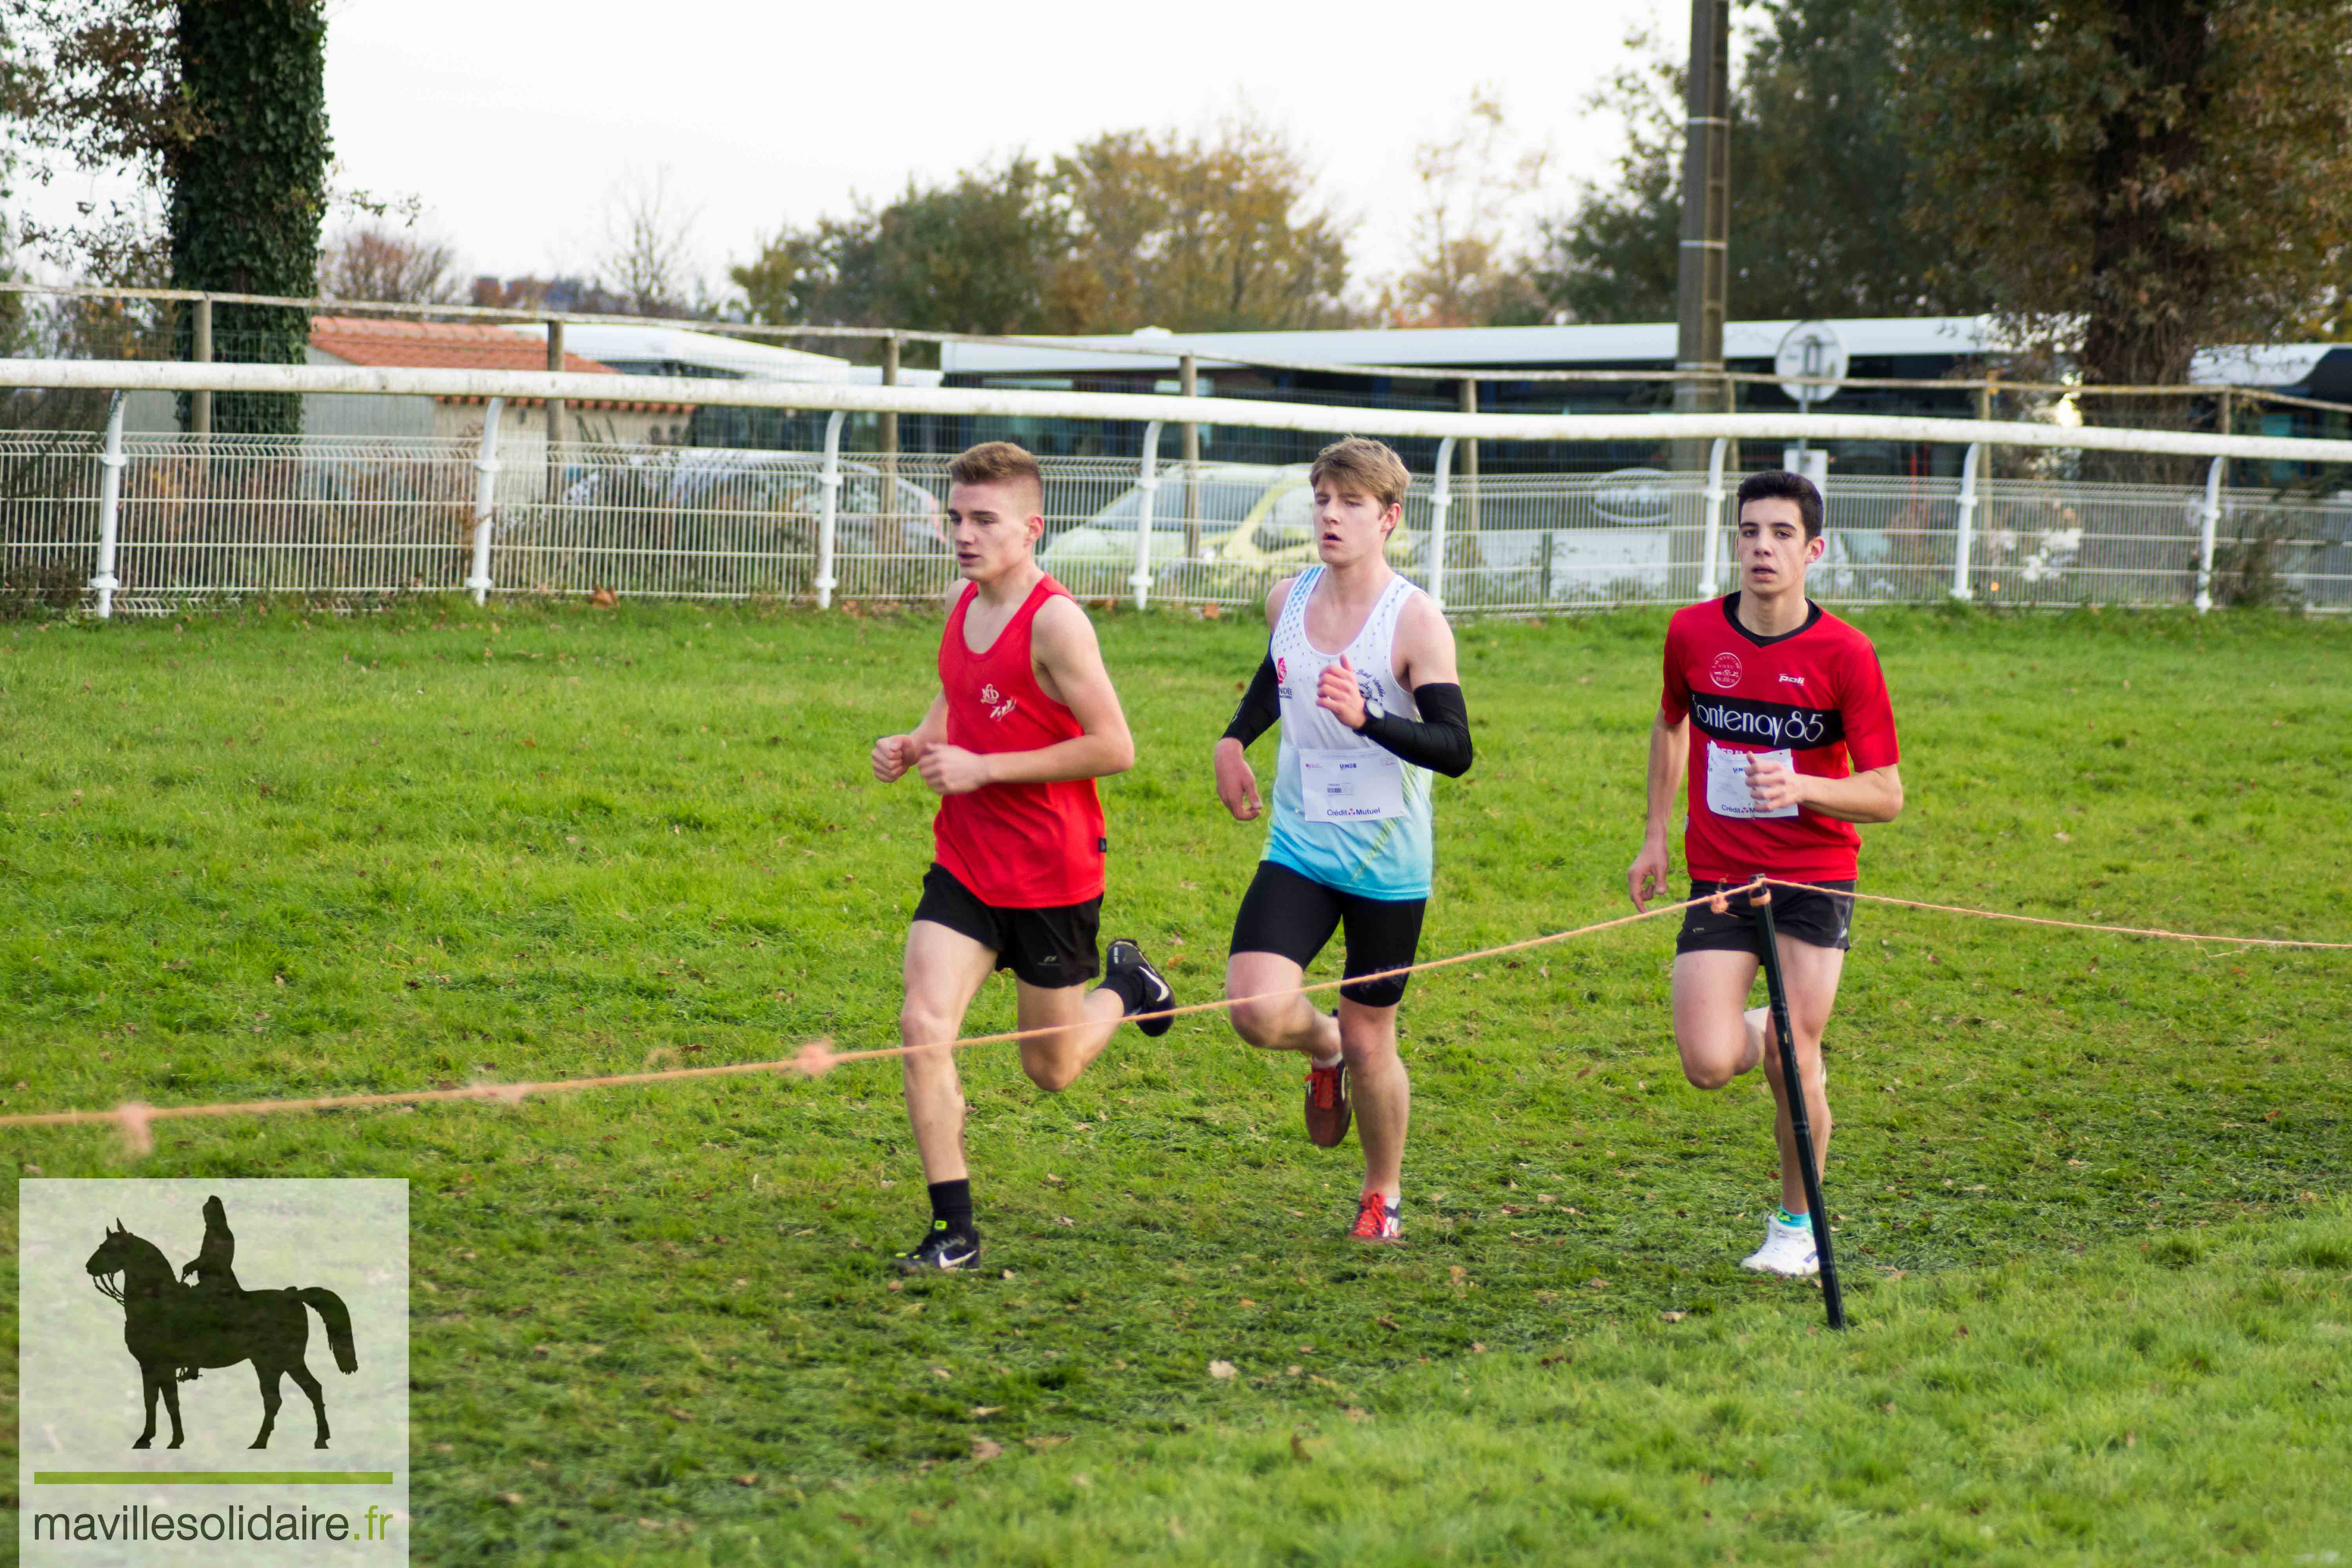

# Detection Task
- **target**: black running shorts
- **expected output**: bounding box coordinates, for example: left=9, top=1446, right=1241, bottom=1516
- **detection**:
left=912, top=863, right=1102, bottom=989
left=1229, top=860, right=1427, bottom=1009
left=1675, top=877, right=1856, bottom=957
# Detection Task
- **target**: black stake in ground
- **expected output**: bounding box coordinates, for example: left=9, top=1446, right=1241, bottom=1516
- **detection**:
left=1752, top=888, right=1847, bottom=1329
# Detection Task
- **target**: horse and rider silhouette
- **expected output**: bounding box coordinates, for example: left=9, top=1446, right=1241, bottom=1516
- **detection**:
left=83, top=1196, right=358, bottom=1450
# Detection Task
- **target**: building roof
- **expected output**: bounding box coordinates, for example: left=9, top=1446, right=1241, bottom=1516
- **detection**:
left=308, top=316, right=692, bottom=410
left=502, top=323, right=855, bottom=382
left=939, top=318, right=2008, bottom=376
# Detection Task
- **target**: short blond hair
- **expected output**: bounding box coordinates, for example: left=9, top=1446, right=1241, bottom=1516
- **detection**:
left=947, top=440, right=1044, bottom=514
left=1310, top=437, right=1411, bottom=513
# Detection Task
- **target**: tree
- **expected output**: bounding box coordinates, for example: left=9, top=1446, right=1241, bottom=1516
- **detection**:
left=1053, top=115, right=1356, bottom=332
left=1382, top=87, right=1552, bottom=328
left=1534, top=5, right=1993, bottom=326
left=168, top=0, right=333, bottom=434
left=734, top=158, right=1070, bottom=335
left=732, top=118, right=1357, bottom=337
left=318, top=222, right=459, bottom=304
left=592, top=169, right=703, bottom=318
left=1903, top=0, right=2352, bottom=434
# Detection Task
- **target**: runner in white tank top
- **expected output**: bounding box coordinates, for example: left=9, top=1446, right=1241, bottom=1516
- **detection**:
left=1210, top=439, right=1476, bottom=1245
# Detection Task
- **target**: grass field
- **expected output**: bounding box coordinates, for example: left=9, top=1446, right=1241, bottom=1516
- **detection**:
left=1, top=597, right=2347, bottom=1564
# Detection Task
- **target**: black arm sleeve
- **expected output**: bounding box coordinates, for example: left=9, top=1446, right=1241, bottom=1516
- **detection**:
left=1221, top=652, right=1281, bottom=748
left=1357, top=682, right=1473, bottom=778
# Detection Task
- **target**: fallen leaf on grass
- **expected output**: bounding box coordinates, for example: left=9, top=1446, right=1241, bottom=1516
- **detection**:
left=1448, top=1265, right=1467, bottom=1285
left=1470, top=1341, right=1488, bottom=1354
left=970, top=1438, right=1003, bottom=1463
left=1661, top=1310, right=1688, bottom=1323
left=496, top=1493, right=523, bottom=1506
left=1208, top=1360, right=1238, bottom=1380
left=969, top=1406, right=1002, bottom=1418
left=1341, top=1405, right=1372, bottom=1421
left=1024, top=1435, right=1070, bottom=1451
left=1586, top=1277, right=1610, bottom=1290
left=1376, top=1314, right=1400, bottom=1330
left=930, top=1367, right=951, bottom=1379
left=733, top=1474, right=758, bottom=1487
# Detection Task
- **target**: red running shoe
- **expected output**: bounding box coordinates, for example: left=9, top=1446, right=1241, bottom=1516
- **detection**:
left=1349, top=1191, right=1401, bottom=1243
left=1303, top=1058, right=1350, bottom=1147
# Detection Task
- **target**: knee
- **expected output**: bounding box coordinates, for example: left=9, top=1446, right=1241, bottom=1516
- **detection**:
left=1682, top=1055, right=1739, bottom=1092
left=1226, top=996, right=1286, bottom=1047
left=899, top=1003, right=957, bottom=1049
left=1020, top=1055, right=1080, bottom=1094
left=1337, top=1029, right=1397, bottom=1074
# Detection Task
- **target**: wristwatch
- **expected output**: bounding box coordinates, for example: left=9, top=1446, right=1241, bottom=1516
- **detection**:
left=1355, top=692, right=1385, bottom=731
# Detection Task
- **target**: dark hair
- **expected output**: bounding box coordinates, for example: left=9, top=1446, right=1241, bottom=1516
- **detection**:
left=1735, top=470, right=1823, bottom=540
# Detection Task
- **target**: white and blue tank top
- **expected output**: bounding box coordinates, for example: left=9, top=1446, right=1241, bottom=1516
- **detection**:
left=1263, top=566, right=1436, bottom=901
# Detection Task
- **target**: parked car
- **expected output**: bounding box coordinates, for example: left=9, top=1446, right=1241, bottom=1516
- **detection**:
left=1042, top=462, right=1418, bottom=597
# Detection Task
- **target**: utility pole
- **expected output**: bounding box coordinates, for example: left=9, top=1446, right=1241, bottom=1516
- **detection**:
left=1675, top=0, right=1732, bottom=466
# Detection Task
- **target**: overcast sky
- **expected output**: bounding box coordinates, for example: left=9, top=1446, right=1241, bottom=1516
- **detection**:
left=27, top=0, right=1684, bottom=305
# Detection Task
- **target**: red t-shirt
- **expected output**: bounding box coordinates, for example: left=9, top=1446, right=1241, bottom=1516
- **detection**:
left=933, top=574, right=1107, bottom=908
left=1659, top=595, right=1900, bottom=883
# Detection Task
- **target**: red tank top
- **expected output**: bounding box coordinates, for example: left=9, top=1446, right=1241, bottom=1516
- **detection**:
left=933, top=574, right=1107, bottom=908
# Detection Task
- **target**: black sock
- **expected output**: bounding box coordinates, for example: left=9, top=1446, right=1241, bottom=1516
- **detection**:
left=928, top=1179, right=975, bottom=1237
left=1097, top=966, right=1148, bottom=1014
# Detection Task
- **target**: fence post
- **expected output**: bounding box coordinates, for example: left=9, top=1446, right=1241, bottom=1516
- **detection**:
left=1950, top=441, right=1982, bottom=602
left=1458, top=379, right=1480, bottom=537
left=2194, top=455, right=2223, bottom=614
left=544, top=319, right=565, bottom=507
left=1129, top=421, right=1163, bottom=611
left=1180, top=353, right=1201, bottom=559
left=879, top=332, right=901, bottom=557
left=191, top=296, right=212, bottom=438
left=1696, top=436, right=1728, bottom=599
left=815, top=409, right=846, bottom=610
left=92, top=390, right=127, bottom=619
left=1427, top=436, right=1456, bottom=613
left=466, top=398, right=504, bottom=606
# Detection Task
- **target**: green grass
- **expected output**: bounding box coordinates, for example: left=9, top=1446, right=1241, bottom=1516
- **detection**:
left=2, top=597, right=2348, bottom=1564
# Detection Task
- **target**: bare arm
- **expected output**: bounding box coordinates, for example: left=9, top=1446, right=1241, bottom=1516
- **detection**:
left=1748, top=759, right=1904, bottom=824
left=918, top=597, right=1133, bottom=794
left=872, top=693, right=948, bottom=784
left=1627, top=711, right=1688, bottom=910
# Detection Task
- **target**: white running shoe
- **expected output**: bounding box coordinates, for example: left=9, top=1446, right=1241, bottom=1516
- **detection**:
left=1740, top=1213, right=1820, bottom=1277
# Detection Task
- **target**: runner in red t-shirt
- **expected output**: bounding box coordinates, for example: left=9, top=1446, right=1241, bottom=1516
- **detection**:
left=1626, top=470, right=1904, bottom=1279
left=869, top=441, right=1174, bottom=1273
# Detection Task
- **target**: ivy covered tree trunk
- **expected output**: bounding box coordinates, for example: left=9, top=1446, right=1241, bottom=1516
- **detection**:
left=169, top=0, right=331, bottom=435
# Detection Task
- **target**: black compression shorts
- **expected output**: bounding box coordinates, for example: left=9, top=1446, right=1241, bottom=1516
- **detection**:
left=1675, top=877, right=1856, bottom=957
left=912, top=863, right=1102, bottom=989
left=1229, top=860, right=1426, bottom=1009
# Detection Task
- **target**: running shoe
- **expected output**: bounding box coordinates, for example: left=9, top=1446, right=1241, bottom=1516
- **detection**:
left=1349, top=1191, right=1401, bottom=1244
left=1740, top=1213, right=1819, bottom=1277
left=893, top=1221, right=981, bottom=1274
left=1304, top=1054, right=1351, bottom=1147
left=1105, top=939, right=1176, bottom=1038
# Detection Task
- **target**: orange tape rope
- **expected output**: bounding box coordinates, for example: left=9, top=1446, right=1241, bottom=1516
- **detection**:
left=2, top=875, right=2342, bottom=1152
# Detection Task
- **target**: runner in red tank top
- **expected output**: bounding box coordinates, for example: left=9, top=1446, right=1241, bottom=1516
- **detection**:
left=869, top=441, right=1174, bottom=1274
left=1626, top=470, right=1905, bottom=1280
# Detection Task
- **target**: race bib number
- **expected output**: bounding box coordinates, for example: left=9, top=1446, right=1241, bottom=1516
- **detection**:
left=1300, top=747, right=1407, bottom=823
left=1706, top=741, right=1798, bottom=820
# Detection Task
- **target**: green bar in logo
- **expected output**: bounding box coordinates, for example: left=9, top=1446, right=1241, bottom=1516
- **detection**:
left=35, top=1471, right=398, bottom=1485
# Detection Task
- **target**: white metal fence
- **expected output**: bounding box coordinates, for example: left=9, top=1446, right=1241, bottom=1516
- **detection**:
left=5, top=425, right=2348, bottom=615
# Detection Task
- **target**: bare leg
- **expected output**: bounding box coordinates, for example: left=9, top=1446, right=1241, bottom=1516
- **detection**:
left=1757, top=936, right=1844, bottom=1215
left=1224, top=951, right=1341, bottom=1060
left=1013, top=978, right=1129, bottom=1093
left=898, top=921, right=996, bottom=1185
left=1338, top=998, right=1408, bottom=1205
left=1671, top=942, right=1843, bottom=1213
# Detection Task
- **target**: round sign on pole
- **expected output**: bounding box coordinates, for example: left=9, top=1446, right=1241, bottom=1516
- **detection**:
left=1774, top=320, right=1849, bottom=407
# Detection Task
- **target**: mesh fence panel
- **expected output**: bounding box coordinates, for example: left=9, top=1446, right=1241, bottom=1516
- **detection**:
left=3, top=427, right=2346, bottom=614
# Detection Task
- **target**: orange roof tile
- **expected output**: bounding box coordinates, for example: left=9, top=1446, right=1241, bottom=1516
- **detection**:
left=307, top=316, right=693, bottom=412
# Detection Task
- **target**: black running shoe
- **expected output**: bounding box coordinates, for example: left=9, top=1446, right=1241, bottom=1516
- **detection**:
left=1105, top=938, right=1176, bottom=1038
left=893, top=1221, right=981, bottom=1274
